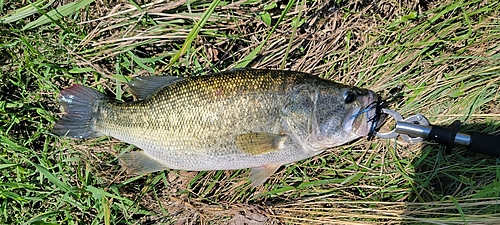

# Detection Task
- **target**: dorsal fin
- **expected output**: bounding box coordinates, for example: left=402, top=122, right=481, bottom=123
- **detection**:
left=129, top=76, right=184, bottom=100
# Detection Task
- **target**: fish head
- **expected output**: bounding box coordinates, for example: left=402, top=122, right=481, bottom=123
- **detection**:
left=309, top=85, right=379, bottom=149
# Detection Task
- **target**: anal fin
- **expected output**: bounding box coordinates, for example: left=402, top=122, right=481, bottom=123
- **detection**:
left=249, top=163, right=281, bottom=187
left=119, top=151, right=168, bottom=175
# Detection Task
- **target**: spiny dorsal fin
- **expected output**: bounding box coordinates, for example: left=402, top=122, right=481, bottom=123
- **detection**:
left=236, top=133, right=287, bottom=156
left=249, top=163, right=281, bottom=187
left=119, top=151, right=168, bottom=175
left=129, top=76, right=184, bottom=100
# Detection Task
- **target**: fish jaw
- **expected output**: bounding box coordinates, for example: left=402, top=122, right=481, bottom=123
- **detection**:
left=305, top=88, right=379, bottom=151
left=342, top=90, right=378, bottom=137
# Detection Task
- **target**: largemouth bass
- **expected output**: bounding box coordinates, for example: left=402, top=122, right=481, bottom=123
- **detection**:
left=53, top=69, right=379, bottom=186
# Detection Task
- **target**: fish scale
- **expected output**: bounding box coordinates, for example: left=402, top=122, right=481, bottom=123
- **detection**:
left=53, top=69, right=378, bottom=186
left=97, top=71, right=294, bottom=158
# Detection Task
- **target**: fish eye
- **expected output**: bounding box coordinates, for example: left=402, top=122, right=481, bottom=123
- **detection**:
left=344, top=91, right=357, bottom=104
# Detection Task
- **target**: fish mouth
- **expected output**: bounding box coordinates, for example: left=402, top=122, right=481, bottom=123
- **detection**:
left=342, top=91, right=379, bottom=137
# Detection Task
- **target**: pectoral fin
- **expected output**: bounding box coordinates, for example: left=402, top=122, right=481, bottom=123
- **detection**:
left=129, top=76, right=184, bottom=100
left=249, top=164, right=281, bottom=187
left=119, top=151, right=168, bottom=175
left=236, top=133, right=287, bottom=155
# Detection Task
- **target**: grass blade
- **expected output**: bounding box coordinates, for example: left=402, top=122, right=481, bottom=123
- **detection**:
left=22, top=0, right=95, bottom=30
left=0, top=0, right=55, bottom=24
left=279, top=0, right=304, bottom=69
left=30, top=162, right=71, bottom=193
left=24, top=211, right=61, bottom=225
left=0, top=164, right=16, bottom=170
left=168, top=0, right=220, bottom=66
left=85, top=185, right=132, bottom=203
left=234, top=0, right=296, bottom=68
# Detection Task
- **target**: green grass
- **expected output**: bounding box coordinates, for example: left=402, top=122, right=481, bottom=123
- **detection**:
left=1, top=0, right=500, bottom=224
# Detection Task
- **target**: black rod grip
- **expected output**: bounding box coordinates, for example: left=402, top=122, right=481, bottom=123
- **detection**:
left=467, top=132, right=500, bottom=157
left=427, top=120, right=461, bottom=154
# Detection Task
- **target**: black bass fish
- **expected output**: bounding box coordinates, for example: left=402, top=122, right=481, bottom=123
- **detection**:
left=53, top=69, right=379, bottom=186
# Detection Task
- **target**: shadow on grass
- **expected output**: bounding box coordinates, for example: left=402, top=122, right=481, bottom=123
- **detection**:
left=405, top=122, right=500, bottom=224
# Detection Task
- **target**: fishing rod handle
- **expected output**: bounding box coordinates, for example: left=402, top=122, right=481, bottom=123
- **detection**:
left=395, top=121, right=500, bottom=157
left=467, top=132, right=500, bottom=157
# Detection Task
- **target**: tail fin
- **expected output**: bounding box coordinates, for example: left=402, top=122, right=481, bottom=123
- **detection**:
left=53, top=84, right=106, bottom=139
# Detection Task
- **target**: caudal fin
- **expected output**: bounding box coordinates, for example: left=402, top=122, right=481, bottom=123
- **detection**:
left=53, top=84, right=106, bottom=139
